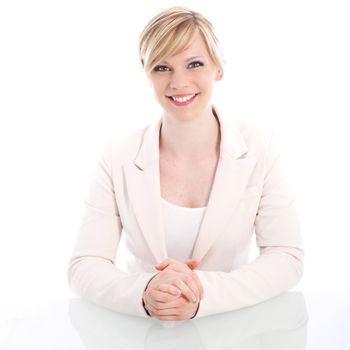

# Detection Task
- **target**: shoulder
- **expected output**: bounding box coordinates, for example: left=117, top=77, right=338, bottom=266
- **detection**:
left=234, top=119, right=293, bottom=181
left=100, top=124, right=150, bottom=165
left=234, top=118, right=275, bottom=157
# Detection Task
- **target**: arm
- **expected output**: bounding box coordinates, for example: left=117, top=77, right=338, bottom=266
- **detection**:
left=67, top=143, right=157, bottom=317
left=193, top=132, right=304, bottom=318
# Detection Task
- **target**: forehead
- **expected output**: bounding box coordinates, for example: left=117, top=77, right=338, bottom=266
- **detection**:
left=162, top=32, right=210, bottom=63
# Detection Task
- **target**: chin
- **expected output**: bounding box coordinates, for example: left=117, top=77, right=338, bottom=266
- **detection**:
left=168, top=110, right=205, bottom=122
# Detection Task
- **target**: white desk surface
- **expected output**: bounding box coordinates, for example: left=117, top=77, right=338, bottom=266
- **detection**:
left=1, top=291, right=349, bottom=349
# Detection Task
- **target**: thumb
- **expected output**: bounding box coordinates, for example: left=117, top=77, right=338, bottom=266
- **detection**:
left=185, top=259, right=200, bottom=270
left=155, top=258, right=181, bottom=270
left=154, top=261, right=170, bottom=271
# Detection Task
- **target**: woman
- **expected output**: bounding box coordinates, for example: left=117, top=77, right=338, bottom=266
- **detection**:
left=67, top=6, right=304, bottom=321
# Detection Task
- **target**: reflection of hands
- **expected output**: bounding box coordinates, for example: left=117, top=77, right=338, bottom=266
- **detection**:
left=143, top=258, right=203, bottom=320
left=69, top=292, right=307, bottom=349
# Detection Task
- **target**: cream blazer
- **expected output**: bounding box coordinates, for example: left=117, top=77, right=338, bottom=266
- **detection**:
left=67, top=105, right=304, bottom=319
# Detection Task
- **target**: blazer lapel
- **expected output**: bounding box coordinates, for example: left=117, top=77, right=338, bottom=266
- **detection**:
left=123, top=105, right=257, bottom=264
left=122, top=117, right=168, bottom=264
left=191, top=105, right=257, bottom=261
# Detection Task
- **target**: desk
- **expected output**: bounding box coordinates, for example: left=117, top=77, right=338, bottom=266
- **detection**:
left=1, top=291, right=349, bottom=349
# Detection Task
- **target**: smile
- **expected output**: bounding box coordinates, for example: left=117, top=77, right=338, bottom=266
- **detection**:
left=166, top=93, right=198, bottom=106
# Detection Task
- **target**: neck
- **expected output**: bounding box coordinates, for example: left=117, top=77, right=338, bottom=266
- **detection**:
left=159, top=105, right=220, bottom=161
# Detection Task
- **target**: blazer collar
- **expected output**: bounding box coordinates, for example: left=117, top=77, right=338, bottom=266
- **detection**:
left=125, top=104, right=257, bottom=265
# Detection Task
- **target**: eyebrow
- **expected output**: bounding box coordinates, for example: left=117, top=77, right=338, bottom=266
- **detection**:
left=162, top=56, right=206, bottom=64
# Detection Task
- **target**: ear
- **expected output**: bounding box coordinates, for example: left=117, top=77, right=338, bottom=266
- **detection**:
left=215, top=68, right=223, bottom=81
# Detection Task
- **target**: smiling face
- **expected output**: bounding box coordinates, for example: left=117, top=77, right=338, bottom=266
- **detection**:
left=147, top=32, right=223, bottom=122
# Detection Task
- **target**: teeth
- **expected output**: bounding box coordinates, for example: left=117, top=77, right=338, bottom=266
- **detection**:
left=172, top=94, right=196, bottom=102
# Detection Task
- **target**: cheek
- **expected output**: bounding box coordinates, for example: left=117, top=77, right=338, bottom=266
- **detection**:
left=151, top=80, right=167, bottom=95
left=196, top=74, right=214, bottom=89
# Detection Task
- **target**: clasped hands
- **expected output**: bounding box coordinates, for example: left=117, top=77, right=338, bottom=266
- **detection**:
left=143, top=258, right=203, bottom=320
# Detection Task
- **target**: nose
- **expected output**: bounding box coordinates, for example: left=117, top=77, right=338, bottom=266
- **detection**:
left=169, top=69, right=190, bottom=90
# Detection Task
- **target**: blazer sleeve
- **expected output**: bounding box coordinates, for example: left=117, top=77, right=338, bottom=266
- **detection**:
left=67, top=142, right=156, bottom=318
left=194, top=131, right=304, bottom=319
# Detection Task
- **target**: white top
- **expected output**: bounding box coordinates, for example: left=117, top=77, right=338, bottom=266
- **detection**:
left=161, top=197, right=207, bottom=261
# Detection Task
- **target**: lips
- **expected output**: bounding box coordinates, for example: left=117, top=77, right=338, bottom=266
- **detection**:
left=166, top=93, right=198, bottom=106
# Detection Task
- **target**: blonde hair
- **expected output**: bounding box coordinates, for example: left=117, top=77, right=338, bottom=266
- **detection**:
left=139, top=6, right=225, bottom=75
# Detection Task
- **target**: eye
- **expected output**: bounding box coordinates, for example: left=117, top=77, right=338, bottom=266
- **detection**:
left=153, top=61, right=204, bottom=72
left=188, top=61, right=204, bottom=68
left=153, top=65, right=170, bottom=72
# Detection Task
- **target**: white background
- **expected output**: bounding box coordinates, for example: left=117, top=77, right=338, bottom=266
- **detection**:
left=0, top=0, right=349, bottom=321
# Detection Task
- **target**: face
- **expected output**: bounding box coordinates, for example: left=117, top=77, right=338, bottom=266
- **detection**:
left=147, top=32, right=222, bottom=122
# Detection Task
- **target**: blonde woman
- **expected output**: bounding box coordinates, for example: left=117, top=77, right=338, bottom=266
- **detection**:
left=67, top=7, right=304, bottom=321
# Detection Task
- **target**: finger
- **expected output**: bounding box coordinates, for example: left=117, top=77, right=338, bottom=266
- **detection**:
left=151, top=307, right=180, bottom=316
left=150, top=286, right=182, bottom=302
left=146, top=287, right=178, bottom=302
left=155, top=263, right=169, bottom=271
left=180, top=273, right=201, bottom=301
left=173, top=278, right=198, bottom=303
left=173, top=264, right=203, bottom=299
left=144, top=295, right=184, bottom=315
left=147, top=302, right=182, bottom=316
left=149, top=295, right=186, bottom=310
left=189, top=271, right=204, bottom=299
left=160, top=266, right=202, bottom=300
left=161, top=268, right=201, bottom=301
left=168, top=270, right=201, bottom=301
left=143, top=292, right=163, bottom=312
left=167, top=260, right=203, bottom=299
left=156, top=283, right=182, bottom=296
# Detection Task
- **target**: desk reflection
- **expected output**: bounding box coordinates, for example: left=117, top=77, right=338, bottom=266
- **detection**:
left=69, top=291, right=308, bottom=350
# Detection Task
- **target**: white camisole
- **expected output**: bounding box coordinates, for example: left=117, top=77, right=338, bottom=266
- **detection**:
left=161, top=197, right=207, bottom=261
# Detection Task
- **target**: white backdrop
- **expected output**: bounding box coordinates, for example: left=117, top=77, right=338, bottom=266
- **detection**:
left=1, top=0, right=349, bottom=321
